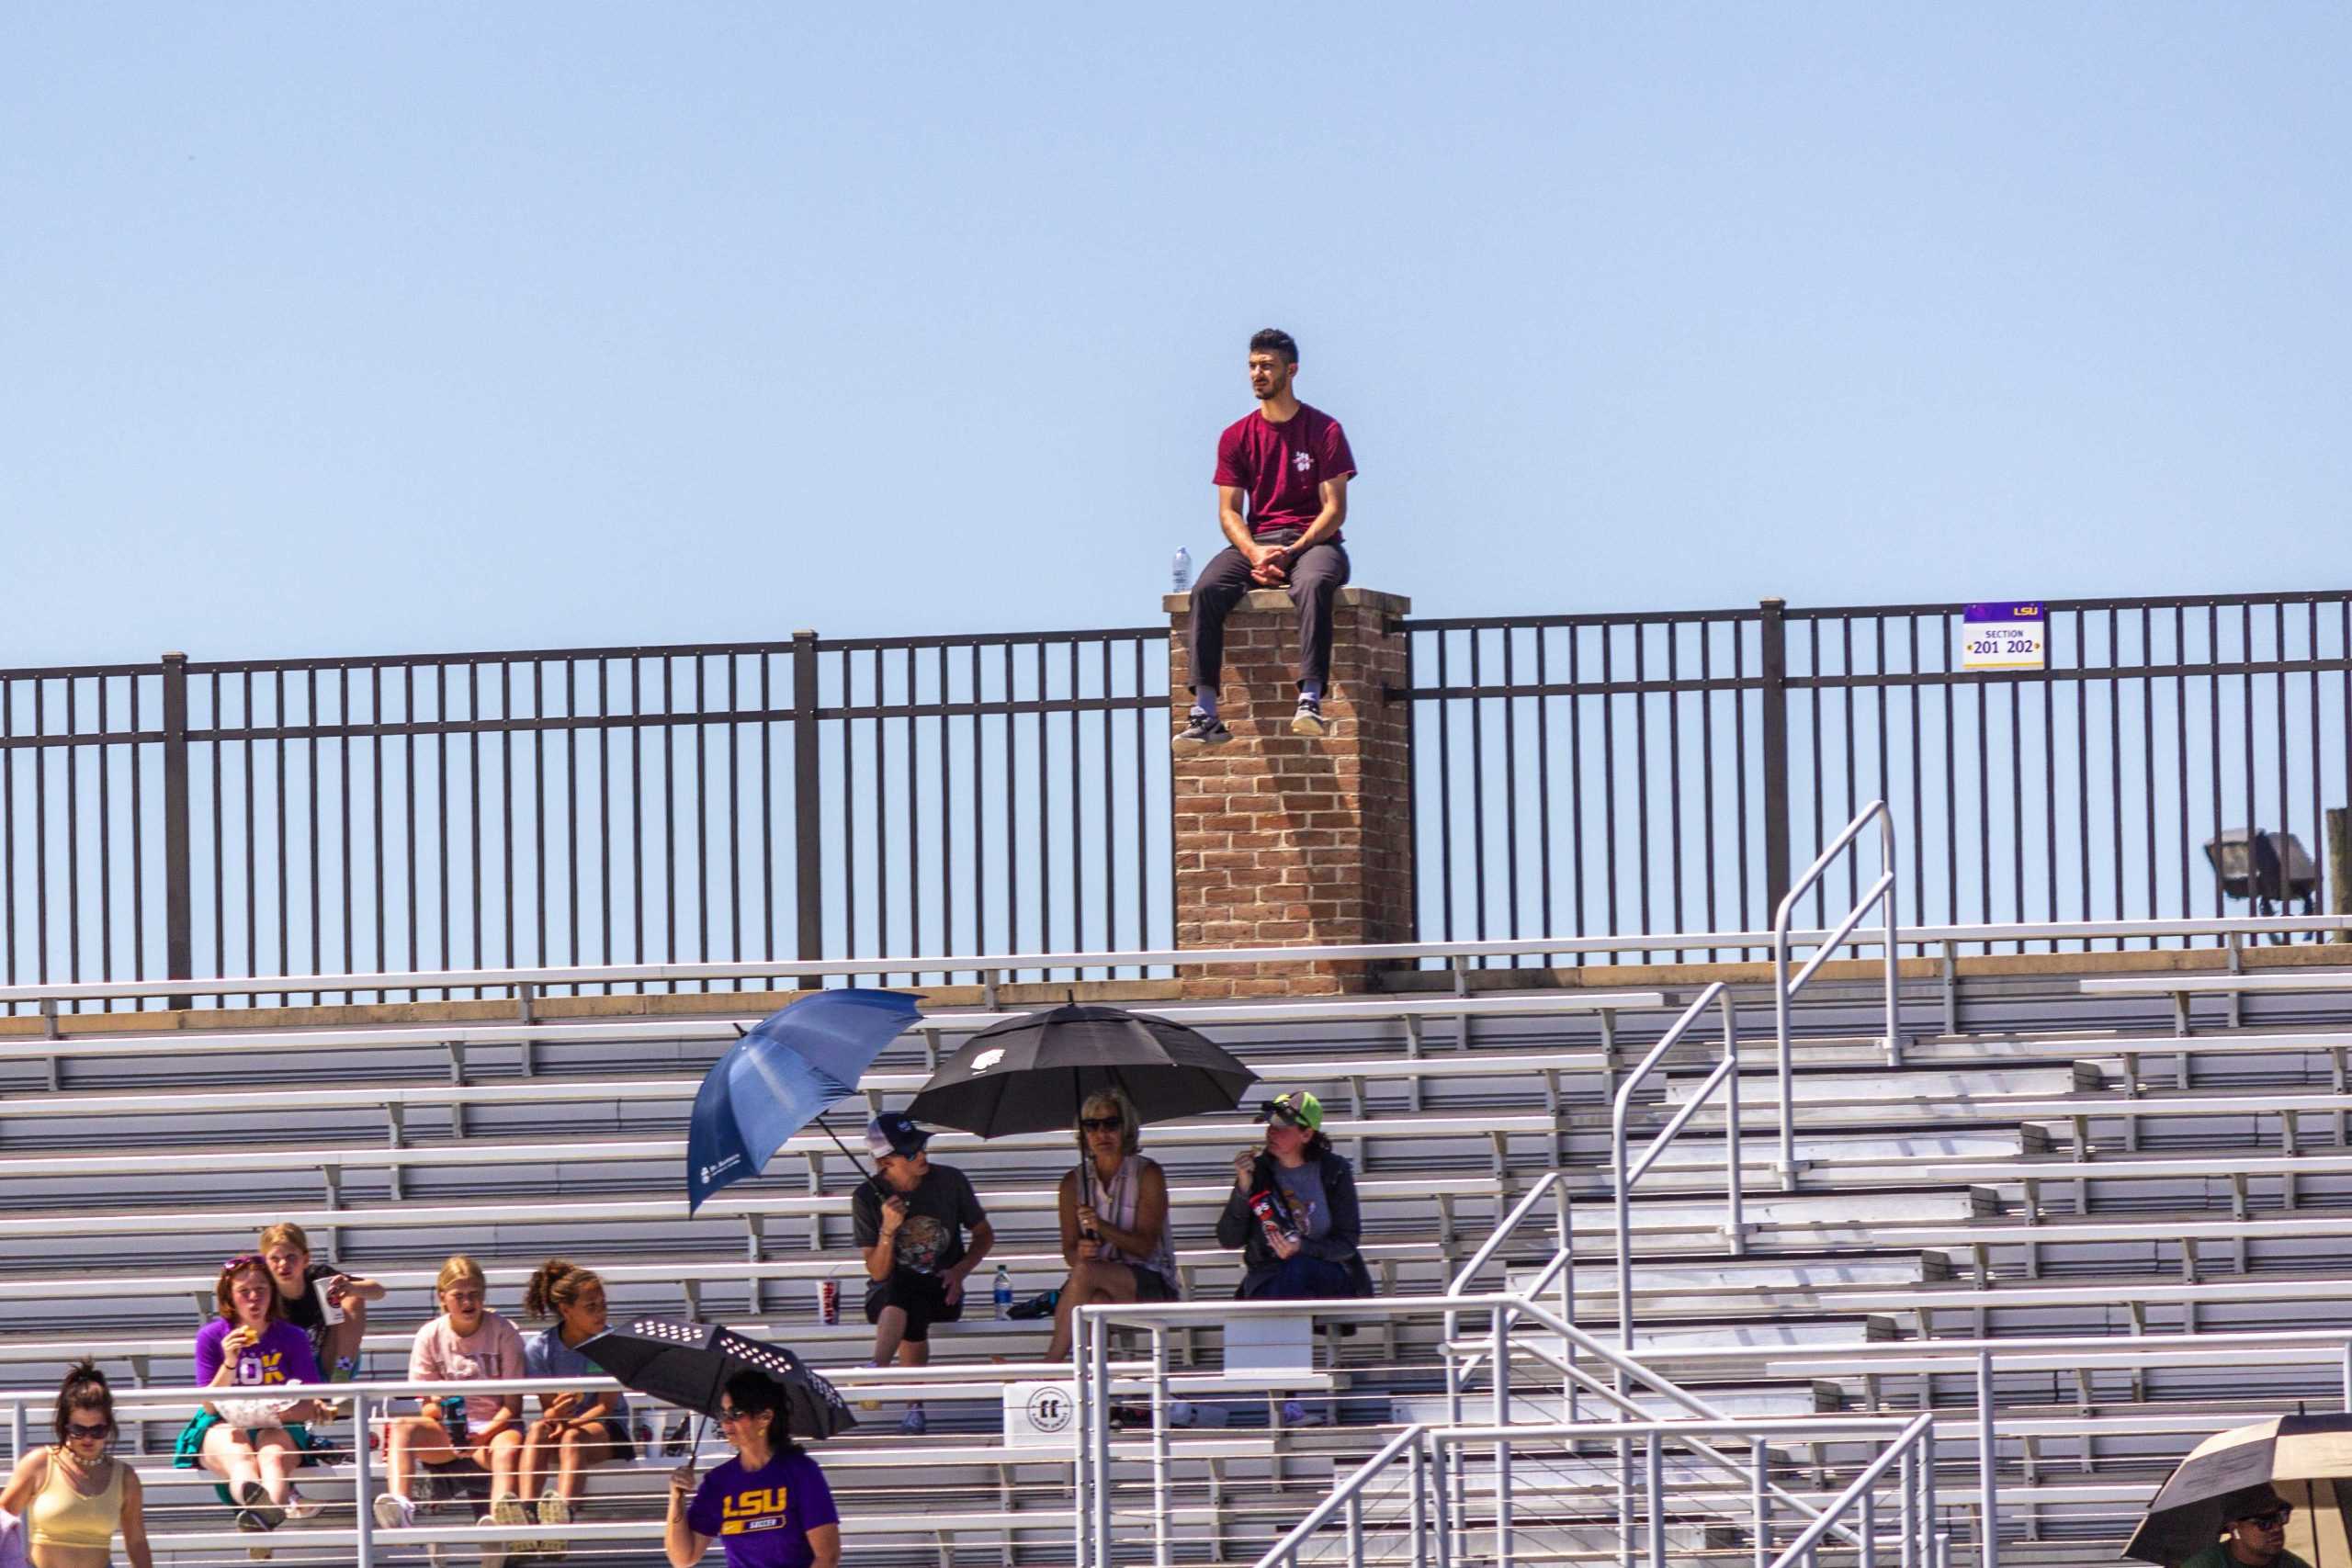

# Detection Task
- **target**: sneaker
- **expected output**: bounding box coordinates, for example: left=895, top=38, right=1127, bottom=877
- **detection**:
left=284, top=1488, right=325, bottom=1522
left=1005, top=1287, right=1060, bottom=1321
left=236, top=1482, right=286, bottom=1531
left=1280, top=1399, right=1330, bottom=1428
left=1173, top=711, right=1231, bottom=750
left=899, top=1404, right=928, bottom=1436
left=492, top=1494, right=532, bottom=1552
left=373, top=1492, right=416, bottom=1531
left=1290, top=695, right=1328, bottom=737
left=536, top=1492, right=572, bottom=1562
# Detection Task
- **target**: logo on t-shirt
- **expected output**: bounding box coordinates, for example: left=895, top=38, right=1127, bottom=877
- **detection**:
left=1292, top=448, right=1313, bottom=474
left=720, top=1484, right=789, bottom=1535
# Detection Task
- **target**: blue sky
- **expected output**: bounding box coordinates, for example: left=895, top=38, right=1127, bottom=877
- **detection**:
left=6, top=4, right=2348, bottom=670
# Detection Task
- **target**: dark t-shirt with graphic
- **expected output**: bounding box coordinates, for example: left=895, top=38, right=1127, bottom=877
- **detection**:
left=851, top=1164, right=987, bottom=1277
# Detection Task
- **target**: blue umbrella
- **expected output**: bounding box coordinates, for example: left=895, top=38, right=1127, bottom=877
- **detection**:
left=686, top=988, right=922, bottom=1213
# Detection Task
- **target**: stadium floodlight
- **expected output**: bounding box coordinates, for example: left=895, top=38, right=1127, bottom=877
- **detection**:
left=2203, top=827, right=2319, bottom=919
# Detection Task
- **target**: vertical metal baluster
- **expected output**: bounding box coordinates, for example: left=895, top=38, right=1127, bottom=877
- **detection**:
left=399, top=665, right=416, bottom=983
left=2177, top=609, right=2193, bottom=928
left=595, top=660, right=612, bottom=975
left=1536, top=628, right=1555, bottom=958
left=1733, top=626, right=1748, bottom=952
left=435, top=663, right=449, bottom=991
left=3, top=679, right=15, bottom=1000
left=2209, top=605, right=2223, bottom=929
left=63, top=678, right=82, bottom=998
left=1634, top=626, right=1651, bottom=943
left=1939, top=615, right=1956, bottom=931
left=946, top=645, right=958, bottom=963
left=910, top=648, right=925, bottom=974
left=2243, top=606, right=2258, bottom=945
left=1471, top=632, right=1487, bottom=945
left=1132, top=637, right=1148, bottom=959
left=1808, top=618, right=1825, bottom=927
left=1003, top=643, right=1016, bottom=962
left=759, top=655, right=774, bottom=967
left=695, top=655, right=712, bottom=982
left=1843, top=618, right=1858, bottom=909
left=1907, top=617, right=1923, bottom=933
left=2042, top=639, right=2058, bottom=949
left=1572, top=630, right=1588, bottom=954
left=534, top=658, right=545, bottom=968
left=630, top=659, right=645, bottom=971
left=1067, top=642, right=1080, bottom=964
left=1099, top=639, right=1114, bottom=961
left=727, top=655, right=741, bottom=985
left=2149, top=608, right=2164, bottom=940
left=268, top=670, right=285, bottom=994
left=1504, top=628, right=1521, bottom=951
left=974, top=644, right=988, bottom=959
left=96, top=678, right=112, bottom=991
left=131, top=676, right=146, bottom=987
left=305, top=670, right=320, bottom=979
left=1601, top=629, right=1618, bottom=945
left=843, top=650, right=859, bottom=965
left=1666, top=626, right=1684, bottom=956
left=1701, top=625, right=1718, bottom=955
left=1437, top=633, right=1453, bottom=942
left=1035, top=642, right=1049, bottom=970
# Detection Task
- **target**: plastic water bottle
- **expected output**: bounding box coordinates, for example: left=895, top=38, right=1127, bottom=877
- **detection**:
left=1171, top=547, right=1192, bottom=593
left=992, top=1264, right=1013, bottom=1319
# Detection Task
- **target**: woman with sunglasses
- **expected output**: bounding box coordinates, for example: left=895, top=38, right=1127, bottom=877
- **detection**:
left=0, top=1361, right=153, bottom=1568
left=665, top=1371, right=840, bottom=1568
left=1045, top=1087, right=1178, bottom=1363
left=172, top=1254, right=328, bottom=1553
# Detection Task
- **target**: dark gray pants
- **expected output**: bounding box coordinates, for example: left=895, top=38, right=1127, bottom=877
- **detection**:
left=1187, top=534, right=1351, bottom=697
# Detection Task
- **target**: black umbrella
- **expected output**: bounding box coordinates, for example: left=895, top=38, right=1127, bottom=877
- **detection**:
left=581, top=1317, right=857, bottom=1443
left=905, top=1002, right=1259, bottom=1136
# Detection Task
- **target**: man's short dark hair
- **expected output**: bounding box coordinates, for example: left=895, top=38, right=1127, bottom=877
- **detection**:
left=1250, top=328, right=1298, bottom=364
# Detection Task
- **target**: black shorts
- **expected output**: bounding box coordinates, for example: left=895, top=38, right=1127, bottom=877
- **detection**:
left=865, top=1269, right=966, bottom=1343
left=1127, top=1265, right=1177, bottom=1302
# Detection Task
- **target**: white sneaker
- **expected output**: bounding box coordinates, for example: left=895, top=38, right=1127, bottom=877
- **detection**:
left=373, top=1492, right=415, bottom=1530
left=284, top=1488, right=324, bottom=1521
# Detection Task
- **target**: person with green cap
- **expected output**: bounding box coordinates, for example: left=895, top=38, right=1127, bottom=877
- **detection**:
left=1217, top=1092, right=1374, bottom=1301
left=1217, top=1090, right=1374, bottom=1424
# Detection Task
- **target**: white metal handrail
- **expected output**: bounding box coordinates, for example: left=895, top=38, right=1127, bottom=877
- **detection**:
left=1252, top=1422, right=1441, bottom=1568
left=1612, top=982, right=1743, bottom=1349
left=10, top=908, right=2346, bottom=1010
left=1773, top=801, right=1900, bottom=1180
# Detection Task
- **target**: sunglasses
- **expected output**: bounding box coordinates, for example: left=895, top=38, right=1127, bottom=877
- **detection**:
left=220, top=1254, right=264, bottom=1273
left=1080, top=1116, right=1124, bottom=1133
left=717, top=1407, right=759, bottom=1425
left=65, top=1422, right=111, bottom=1441
left=2242, top=1506, right=2293, bottom=1529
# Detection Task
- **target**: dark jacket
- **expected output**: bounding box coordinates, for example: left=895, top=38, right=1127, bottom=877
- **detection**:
left=1215, top=1148, right=1375, bottom=1300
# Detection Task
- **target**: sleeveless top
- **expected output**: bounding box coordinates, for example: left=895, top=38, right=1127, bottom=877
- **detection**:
left=1082, top=1155, right=1180, bottom=1294
left=28, top=1447, right=121, bottom=1550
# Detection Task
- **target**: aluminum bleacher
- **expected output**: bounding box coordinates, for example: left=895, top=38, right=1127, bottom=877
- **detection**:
left=10, top=914, right=2352, bottom=1564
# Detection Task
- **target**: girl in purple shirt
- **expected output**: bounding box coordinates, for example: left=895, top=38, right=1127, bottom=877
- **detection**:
left=173, top=1255, right=327, bottom=1548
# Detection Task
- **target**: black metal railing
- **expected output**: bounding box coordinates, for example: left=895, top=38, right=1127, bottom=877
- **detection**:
left=1404, top=591, right=2352, bottom=961
left=0, top=627, right=1172, bottom=1010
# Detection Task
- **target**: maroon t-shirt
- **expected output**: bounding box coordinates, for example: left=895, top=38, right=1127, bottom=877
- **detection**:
left=1214, top=405, right=1357, bottom=542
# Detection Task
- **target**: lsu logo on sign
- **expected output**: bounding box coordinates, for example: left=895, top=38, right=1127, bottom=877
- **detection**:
left=718, top=1486, right=789, bottom=1535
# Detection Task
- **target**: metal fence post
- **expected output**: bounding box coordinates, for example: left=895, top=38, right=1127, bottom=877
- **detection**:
left=1758, top=601, right=1792, bottom=916
left=790, top=630, right=822, bottom=987
left=161, top=652, right=194, bottom=1009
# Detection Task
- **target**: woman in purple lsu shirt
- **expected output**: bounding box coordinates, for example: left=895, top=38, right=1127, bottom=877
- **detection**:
left=665, top=1371, right=840, bottom=1568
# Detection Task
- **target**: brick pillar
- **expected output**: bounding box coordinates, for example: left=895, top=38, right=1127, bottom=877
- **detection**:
left=1166, top=585, right=1414, bottom=998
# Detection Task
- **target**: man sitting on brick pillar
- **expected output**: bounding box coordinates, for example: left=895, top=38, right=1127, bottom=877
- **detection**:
left=1176, top=327, right=1358, bottom=750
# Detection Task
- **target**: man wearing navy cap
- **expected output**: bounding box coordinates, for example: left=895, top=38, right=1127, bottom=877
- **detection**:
left=852, top=1112, right=993, bottom=1434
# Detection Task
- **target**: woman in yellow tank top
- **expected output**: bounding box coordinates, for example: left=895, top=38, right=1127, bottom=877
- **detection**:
left=0, top=1361, right=153, bottom=1568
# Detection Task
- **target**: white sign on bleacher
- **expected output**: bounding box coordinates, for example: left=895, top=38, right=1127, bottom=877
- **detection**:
left=1003, top=1380, right=1080, bottom=1450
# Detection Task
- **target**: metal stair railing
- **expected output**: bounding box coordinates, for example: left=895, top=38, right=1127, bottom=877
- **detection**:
left=1773, top=799, right=1900, bottom=1182
left=1612, top=980, right=1743, bottom=1346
